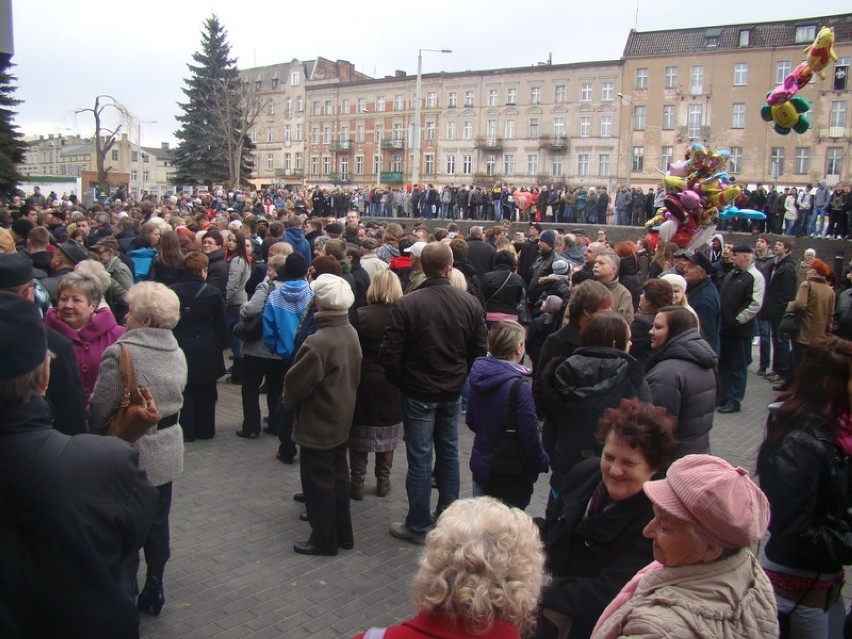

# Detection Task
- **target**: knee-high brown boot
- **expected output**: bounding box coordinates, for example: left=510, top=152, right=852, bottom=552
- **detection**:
left=375, top=450, right=394, bottom=497
left=349, top=450, right=367, bottom=500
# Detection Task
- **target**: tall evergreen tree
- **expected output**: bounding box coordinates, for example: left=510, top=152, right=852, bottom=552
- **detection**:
left=0, top=58, right=27, bottom=199
left=172, top=15, right=254, bottom=188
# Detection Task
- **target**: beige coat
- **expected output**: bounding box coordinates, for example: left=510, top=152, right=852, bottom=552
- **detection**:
left=604, top=279, right=635, bottom=324
left=786, top=276, right=835, bottom=345
left=592, top=549, right=778, bottom=639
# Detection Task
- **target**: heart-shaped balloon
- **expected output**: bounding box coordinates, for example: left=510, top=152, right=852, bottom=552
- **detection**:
left=513, top=191, right=531, bottom=211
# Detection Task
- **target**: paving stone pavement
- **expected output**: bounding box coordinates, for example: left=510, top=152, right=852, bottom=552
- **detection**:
left=138, top=345, right=801, bottom=638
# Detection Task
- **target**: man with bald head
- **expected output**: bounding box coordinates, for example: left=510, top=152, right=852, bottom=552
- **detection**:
left=380, top=242, right=487, bottom=545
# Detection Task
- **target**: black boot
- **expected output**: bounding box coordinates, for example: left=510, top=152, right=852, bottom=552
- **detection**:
left=228, top=358, right=244, bottom=385
left=137, top=575, right=165, bottom=616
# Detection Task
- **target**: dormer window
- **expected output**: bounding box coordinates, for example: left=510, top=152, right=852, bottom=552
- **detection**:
left=738, top=30, right=750, bottom=47
left=795, top=25, right=816, bottom=44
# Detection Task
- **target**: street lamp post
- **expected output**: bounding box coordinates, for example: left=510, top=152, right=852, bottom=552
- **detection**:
left=411, top=48, right=451, bottom=189
left=617, top=93, right=633, bottom=192
left=137, top=119, right=157, bottom=198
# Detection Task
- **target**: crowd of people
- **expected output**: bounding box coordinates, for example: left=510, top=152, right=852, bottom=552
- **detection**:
left=2, top=184, right=852, bottom=638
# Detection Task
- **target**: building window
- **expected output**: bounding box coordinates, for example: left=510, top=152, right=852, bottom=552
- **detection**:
left=662, top=105, right=675, bottom=130
left=340, top=99, right=349, bottom=114
left=284, top=153, right=291, bottom=170
left=485, top=154, right=496, bottom=175
left=486, top=119, right=497, bottom=139
left=426, top=91, right=437, bottom=108
left=374, top=125, right=383, bottom=143
left=130, top=169, right=138, bottom=181
left=577, top=153, right=589, bottom=176
left=446, top=154, right=456, bottom=174
left=394, top=94, right=403, bottom=110
left=690, top=65, right=704, bottom=93
left=392, top=123, right=403, bottom=140
left=635, top=68, right=649, bottom=89
left=830, top=100, right=847, bottom=129
left=322, top=100, right=331, bottom=115
left=462, top=154, right=472, bottom=175
left=376, top=96, right=385, bottom=112
left=322, top=156, right=330, bottom=175
left=464, top=90, right=474, bottom=107
left=284, top=125, right=292, bottom=144
left=687, top=104, right=703, bottom=138
left=553, top=117, right=565, bottom=137
left=504, top=120, right=516, bottom=139
left=770, top=147, right=785, bottom=177
left=579, top=116, right=591, bottom=137
left=632, top=147, right=644, bottom=172
left=295, top=124, right=303, bottom=141
left=463, top=121, right=472, bottom=139
left=555, top=85, right=566, bottom=103
left=295, top=153, right=303, bottom=169
left=733, top=63, right=748, bottom=86
left=776, top=61, right=791, bottom=84
left=664, top=66, right=677, bottom=89
left=660, top=146, right=673, bottom=172
left=310, top=127, right=319, bottom=144
left=425, top=122, right=435, bottom=140
left=293, top=96, right=302, bottom=112
left=447, top=91, right=457, bottom=108
left=112, top=150, right=119, bottom=161
left=323, top=127, right=331, bottom=144
left=835, top=58, right=849, bottom=91
left=795, top=25, right=816, bottom=44
left=357, top=97, right=366, bottom=112
left=531, top=87, right=541, bottom=105
left=503, top=153, right=515, bottom=175
left=355, top=155, right=364, bottom=175
left=447, top=121, right=456, bottom=139
left=267, top=127, right=274, bottom=142
left=527, top=153, right=539, bottom=176
left=580, top=83, right=592, bottom=102
left=250, top=128, right=257, bottom=144
left=373, top=154, right=380, bottom=175
left=267, top=154, right=274, bottom=171
left=827, top=147, right=843, bottom=176
left=506, top=88, right=517, bottom=105
left=424, top=154, right=434, bottom=174
left=311, top=101, right=320, bottom=116
left=551, top=156, right=563, bottom=177
left=340, top=157, right=349, bottom=179
left=310, top=156, right=319, bottom=174
left=355, top=125, right=364, bottom=143
left=633, top=106, right=646, bottom=131
left=731, top=103, right=746, bottom=129
left=488, top=89, right=498, bottom=107
left=601, top=82, right=614, bottom=101
left=598, top=153, right=610, bottom=177
left=738, top=30, right=750, bottom=47
left=600, top=115, right=612, bottom=137
left=794, top=147, right=810, bottom=174
left=529, top=118, right=539, bottom=137
left=131, top=151, right=138, bottom=162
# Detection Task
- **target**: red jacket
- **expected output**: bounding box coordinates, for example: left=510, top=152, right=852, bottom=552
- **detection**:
left=352, top=611, right=521, bottom=639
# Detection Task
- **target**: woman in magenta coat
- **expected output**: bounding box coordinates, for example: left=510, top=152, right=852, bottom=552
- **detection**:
left=44, top=270, right=124, bottom=403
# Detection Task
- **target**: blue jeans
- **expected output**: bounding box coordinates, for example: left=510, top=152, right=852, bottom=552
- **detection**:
left=492, top=199, right=502, bottom=221
left=369, top=202, right=379, bottom=217
left=756, top=319, right=771, bottom=372
left=719, top=334, right=751, bottom=409
left=810, top=206, right=828, bottom=236
left=796, top=210, right=811, bottom=237
left=617, top=209, right=631, bottom=226
left=402, top=395, right=461, bottom=535
left=784, top=218, right=797, bottom=235
left=776, top=593, right=845, bottom=639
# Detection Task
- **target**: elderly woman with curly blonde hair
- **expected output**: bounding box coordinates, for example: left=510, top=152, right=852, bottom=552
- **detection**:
left=352, top=497, right=548, bottom=639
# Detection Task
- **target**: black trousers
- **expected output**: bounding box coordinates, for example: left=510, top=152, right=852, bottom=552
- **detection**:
left=180, top=382, right=218, bottom=440
left=241, top=355, right=286, bottom=434
left=143, top=482, right=173, bottom=580
left=300, top=443, right=353, bottom=551
left=276, top=398, right=298, bottom=459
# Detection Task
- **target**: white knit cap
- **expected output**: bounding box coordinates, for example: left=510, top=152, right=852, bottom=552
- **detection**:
left=311, top=274, right=354, bottom=311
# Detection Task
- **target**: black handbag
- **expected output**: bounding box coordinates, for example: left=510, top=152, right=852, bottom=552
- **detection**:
left=232, top=313, right=263, bottom=341
left=779, top=282, right=811, bottom=337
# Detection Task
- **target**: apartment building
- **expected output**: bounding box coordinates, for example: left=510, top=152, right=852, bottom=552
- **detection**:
left=620, top=13, right=852, bottom=189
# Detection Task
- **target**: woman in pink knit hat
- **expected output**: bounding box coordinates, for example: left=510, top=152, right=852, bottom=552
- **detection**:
left=591, top=454, right=777, bottom=639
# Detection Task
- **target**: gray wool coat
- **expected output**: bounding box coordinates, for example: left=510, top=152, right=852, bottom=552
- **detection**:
left=88, top=327, right=188, bottom=486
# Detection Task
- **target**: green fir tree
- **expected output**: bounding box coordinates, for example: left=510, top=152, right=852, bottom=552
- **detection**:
left=0, top=58, right=27, bottom=199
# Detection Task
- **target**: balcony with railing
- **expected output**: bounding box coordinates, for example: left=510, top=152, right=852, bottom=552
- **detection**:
left=380, top=139, right=405, bottom=150
left=330, top=139, right=353, bottom=151
left=538, top=135, right=569, bottom=150
left=474, top=137, right=503, bottom=150
left=329, top=172, right=351, bottom=182
left=274, top=168, right=304, bottom=177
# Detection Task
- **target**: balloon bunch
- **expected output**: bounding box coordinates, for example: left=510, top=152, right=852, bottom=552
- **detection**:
left=761, top=26, right=838, bottom=135
left=645, top=142, right=742, bottom=250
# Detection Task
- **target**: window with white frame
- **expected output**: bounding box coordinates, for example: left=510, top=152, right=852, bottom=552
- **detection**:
left=310, top=127, right=319, bottom=144
left=731, top=103, right=746, bottom=128
left=392, top=123, right=402, bottom=140
left=600, top=115, right=612, bottom=137
left=464, top=90, right=474, bottom=107
left=579, top=116, right=591, bottom=137
left=267, top=154, right=274, bottom=171
left=795, top=25, right=816, bottom=43
left=324, top=100, right=332, bottom=115
left=577, top=153, right=589, bottom=176
left=531, top=87, right=541, bottom=105
left=130, top=169, right=138, bottom=181
left=598, top=153, right=610, bottom=176
left=312, top=101, right=320, bottom=116
left=250, top=128, right=257, bottom=144
left=391, top=155, right=402, bottom=172
left=662, top=105, right=675, bottom=130
left=553, top=117, right=565, bottom=137
left=687, top=104, right=703, bottom=138
left=323, top=127, right=331, bottom=144
left=690, top=66, right=704, bottom=93
left=394, top=95, right=403, bottom=110
left=284, top=153, right=291, bottom=170
left=827, top=147, right=843, bottom=176
left=424, top=154, right=434, bottom=174
left=770, top=147, right=785, bottom=176
left=830, top=100, right=847, bottom=128
left=446, top=154, right=456, bottom=174
left=794, top=147, right=810, bottom=174
left=660, top=146, right=673, bottom=172
left=425, top=122, right=435, bottom=140
left=633, top=106, right=646, bottom=131
left=503, top=153, right=515, bottom=175
left=507, top=87, right=517, bottom=105
left=295, top=124, right=303, bottom=141
left=529, top=117, right=540, bottom=137
left=355, top=155, right=364, bottom=175
left=551, top=156, right=563, bottom=177
left=267, top=127, right=274, bottom=142
left=635, top=68, right=649, bottom=89
left=488, top=89, right=498, bottom=107
left=284, top=125, right=292, bottom=144
left=340, top=157, right=349, bottom=178
left=486, top=119, right=497, bottom=139
left=581, top=83, right=592, bottom=101
left=462, top=154, right=472, bottom=175
left=290, top=71, right=300, bottom=86
left=296, top=96, right=304, bottom=112
left=295, top=152, right=303, bottom=169
left=341, top=99, right=349, bottom=114
left=555, top=85, right=566, bottom=103
left=632, top=147, right=644, bottom=172
left=463, top=121, right=472, bottom=139
left=776, top=61, right=791, bottom=84
left=286, top=97, right=293, bottom=116
left=427, top=91, right=437, bottom=108
left=268, top=100, right=275, bottom=115
left=664, top=66, right=677, bottom=89
left=448, top=91, right=457, bottom=108
left=505, top=120, right=516, bottom=139
left=485, top=155, right=496, bottom=175
left=322, top=156, right=330, bottom=175
left=527, top=153, right=539, bottom=176
left=733, top=63, right=748, bottom=86
left=601, top=82, right=614, bottom=101
left=739, top=30, right=750, bottom=47
left=374, top=125, right=383, bottom=143
left=376, top=96, right=385, bottom=112
left=355, top=125, right=364, bottom=143
left=373, top=154, right=380, bottom=175
left=356, top=97, right=365, bottom=112
left=311, top=156, right=319, bottom=174
left=447, top=121, right=456, bottom=139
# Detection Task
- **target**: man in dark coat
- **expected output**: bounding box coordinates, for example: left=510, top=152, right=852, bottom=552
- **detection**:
left=759, top=237, right=798, bottom=384
left=0, top=292, right=157, bottom=639
left=683, top=251, right=721, bottom=356
left=466, top=226, right=496, bottom=278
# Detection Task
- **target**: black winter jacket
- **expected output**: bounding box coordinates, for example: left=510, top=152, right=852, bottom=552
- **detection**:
left=481, top=265, right=525, bottom=315
left=170, top=276, right=228, bottom=384
left=760, top=253, right=798, bottom=322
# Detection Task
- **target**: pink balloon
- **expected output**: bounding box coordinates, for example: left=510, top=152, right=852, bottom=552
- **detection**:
left=668, top=161, right=689, bottom=177
left=681, top=190, right=701, bottom=210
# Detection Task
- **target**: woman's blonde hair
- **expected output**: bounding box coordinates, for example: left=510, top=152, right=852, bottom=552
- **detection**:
left=413, top=497, right=547, bottom=636
left=269, top=241, right=293, bottom=257
left=449, top=267, right=468, bottom=291
left=488, top=320, right=525, bottom=360
left=126, top=282, right=181, bottom=329
left=366, top=269, right=403, bottom=305
left=64, top=264, right=109, bottom=303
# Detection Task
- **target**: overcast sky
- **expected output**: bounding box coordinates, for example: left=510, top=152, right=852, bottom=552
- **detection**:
left=10, top=0, right=847, bottom=147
